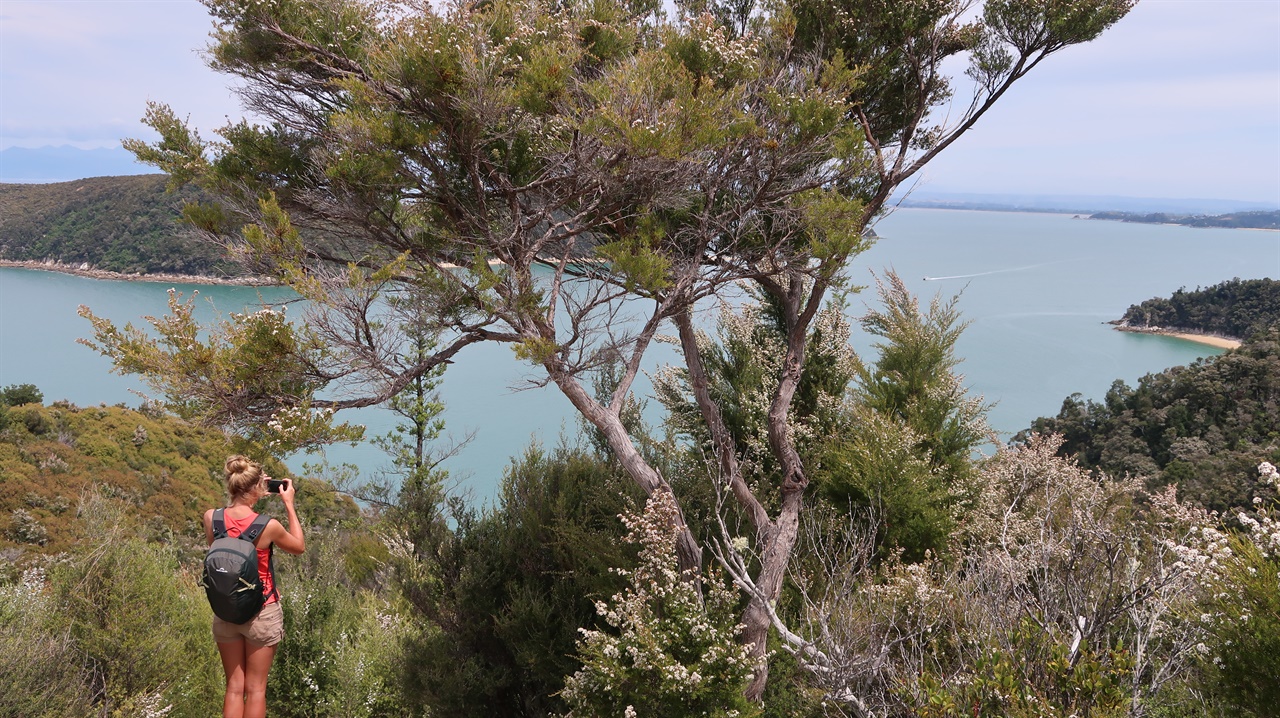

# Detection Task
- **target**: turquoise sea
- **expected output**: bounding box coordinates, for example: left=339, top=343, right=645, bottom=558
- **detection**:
left=2, top=209, right=1277, bottom=499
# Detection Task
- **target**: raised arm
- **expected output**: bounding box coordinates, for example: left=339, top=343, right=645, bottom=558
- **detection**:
left=266, top=478, right=305, bottom=555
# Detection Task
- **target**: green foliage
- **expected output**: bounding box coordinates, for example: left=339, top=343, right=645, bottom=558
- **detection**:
left=0, top=383, right=43, bottom=407
left=654, top=288, right=857, bottom=495
left=79, top=289, right=363, bottom=455
left=1195, top=534, right=1280, bottom=717
left=270, top=532, right=419, bottom=718
left=1023, top=331, right=1280, bottom=512
left=395, top=444, right=641, bottom=718
left=1118, top=277, right=1280, bottom=340
left=47, top=492, right=224, bottom=717
left=0, top=175, right=235, bottom=276
left=790, top=0, right=1131, bottom=158
left=820, top=272, right=991, bottom=560
left=1191, top=464, right=1280, bottom=718
left=0, top=567, right=96, bottom=717
left=914, top=618, right=1135, bottom=718
left=561, top=490, right=760, bottom=718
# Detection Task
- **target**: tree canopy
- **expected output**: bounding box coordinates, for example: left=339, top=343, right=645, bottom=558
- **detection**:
left=85, top=0, right=1135, bottom=699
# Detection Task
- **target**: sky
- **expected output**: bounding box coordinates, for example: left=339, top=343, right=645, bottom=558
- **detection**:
left=1, top=0, right=1278, bottom=203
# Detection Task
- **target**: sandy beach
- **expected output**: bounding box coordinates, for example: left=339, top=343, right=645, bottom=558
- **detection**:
left=1114, top=325, right=1242, bottom=350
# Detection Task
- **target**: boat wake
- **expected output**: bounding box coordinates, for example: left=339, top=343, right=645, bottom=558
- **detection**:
left=923, top=262, right=1057, bottom=281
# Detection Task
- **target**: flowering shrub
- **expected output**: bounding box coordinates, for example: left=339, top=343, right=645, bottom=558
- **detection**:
left=1191, top=461, right=1280, bottom=715
left=0, top=565, right=96, bottom=717
left=79, top=289, right=363, bottom=455
left=270, top=531, right=417, bottom=718
left=781, top=436, right=1215, bottom=716
left=561, top=490, right=759, bottom=718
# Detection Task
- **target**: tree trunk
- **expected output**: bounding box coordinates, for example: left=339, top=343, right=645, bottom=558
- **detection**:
left=551, top=367, right=704, bottom=576
left=741, top=484, right=805, bottom=700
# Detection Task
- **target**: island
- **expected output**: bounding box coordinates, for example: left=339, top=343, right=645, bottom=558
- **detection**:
left=1111, top=278, right=1279, bottom=348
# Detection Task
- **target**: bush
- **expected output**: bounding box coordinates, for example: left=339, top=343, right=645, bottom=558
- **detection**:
left=0, top=566, right=96, bottom=718
left=47, top=492, right=222, bottom=717
left=396, top=444, right=641, bottom=718
left=6, top=508, right=48, bottom=545
left=1193, top=462, right=1280, bottom=716
left=269, top=528, right=418, bottom=718
left=561, top=490, right=759, bottom=718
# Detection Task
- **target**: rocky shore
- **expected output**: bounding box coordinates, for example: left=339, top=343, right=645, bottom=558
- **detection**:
left=0, top=259, right=277, bottom=287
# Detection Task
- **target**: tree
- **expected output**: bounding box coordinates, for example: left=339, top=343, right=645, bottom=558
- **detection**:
left=820, top=272, right=992, bottom=560
left=86, top=0, right=1134, bottom=698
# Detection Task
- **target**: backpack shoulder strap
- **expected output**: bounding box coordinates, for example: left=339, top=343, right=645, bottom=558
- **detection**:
left=241, top=513, right=272, bottom=543
left=211, top=508, right=229, bottom=540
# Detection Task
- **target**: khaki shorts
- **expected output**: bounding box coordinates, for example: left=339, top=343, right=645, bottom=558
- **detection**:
left=212, top=601, right=284, bottom=647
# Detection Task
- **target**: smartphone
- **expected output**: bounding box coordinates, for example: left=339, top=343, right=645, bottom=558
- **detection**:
left=266, top=478, right=287, bottom=494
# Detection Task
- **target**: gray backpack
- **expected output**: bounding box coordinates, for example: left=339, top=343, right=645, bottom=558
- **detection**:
left=202, top=509, right=276, bottom=624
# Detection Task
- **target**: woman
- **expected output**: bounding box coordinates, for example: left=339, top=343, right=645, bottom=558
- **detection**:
left=203, top=455, right=305, bottom=718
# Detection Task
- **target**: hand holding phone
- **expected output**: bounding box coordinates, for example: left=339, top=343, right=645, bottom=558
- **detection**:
left=266, top=478, right=286, bottom=493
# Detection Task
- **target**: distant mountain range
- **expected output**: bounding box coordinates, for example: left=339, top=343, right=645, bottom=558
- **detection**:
left=896, top=190, right=1278, bottom=216
left=4, top=145, right=1277, bottom=217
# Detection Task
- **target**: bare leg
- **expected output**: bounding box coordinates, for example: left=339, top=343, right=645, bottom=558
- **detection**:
left=243, top=641, right=278, bottom=718
left=216, top=640, right=248, bottom=718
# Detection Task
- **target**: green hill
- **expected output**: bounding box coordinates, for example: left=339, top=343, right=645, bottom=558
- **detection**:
left=1020, top=331, right=1280, bottom=512
left=0, top=392, right=357, bottom=558
left=0, top=175, right=239, bottom=276
left=0, top=398, right=233, bottom=554
left=1116, top=277, right=1280, bottom=340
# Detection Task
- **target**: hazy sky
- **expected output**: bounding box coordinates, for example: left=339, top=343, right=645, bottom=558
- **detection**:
left=2, top=0, right=1277, bottom=203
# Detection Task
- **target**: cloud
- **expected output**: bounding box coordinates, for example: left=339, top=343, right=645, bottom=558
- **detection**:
left=1, top=0, right=1276, bottom=203
left=1, top=0, right=236, bottom=148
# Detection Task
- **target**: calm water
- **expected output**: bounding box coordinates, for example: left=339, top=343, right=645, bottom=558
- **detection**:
left=2, top=209, right=1277, bottom=499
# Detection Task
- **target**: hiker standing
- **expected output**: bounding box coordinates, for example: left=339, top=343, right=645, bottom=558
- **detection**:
left=202, top=455, right=305, bottom=718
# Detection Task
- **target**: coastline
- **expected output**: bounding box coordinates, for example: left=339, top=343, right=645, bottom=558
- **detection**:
left=0, top=259, right=277, bottom=287
left=1113, top=325, right=1241, bottom=350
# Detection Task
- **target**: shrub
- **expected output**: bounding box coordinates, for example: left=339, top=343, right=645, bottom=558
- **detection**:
left=269, top=528, right=418, bottom=717
left=395, top=445, right=640, bottom=718
left=1193, top=462, right=1280, bottom=716
left=561, top=490, right=759, bottom=718
left=47, top=491, right=222, bottom=717
left=0, top=566, right=96, bottom=718
left=7, top=508, right=48, bottom=545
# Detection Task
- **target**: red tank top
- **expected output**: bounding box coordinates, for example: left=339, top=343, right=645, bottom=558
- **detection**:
left=221, top=511, right=278, bottom=605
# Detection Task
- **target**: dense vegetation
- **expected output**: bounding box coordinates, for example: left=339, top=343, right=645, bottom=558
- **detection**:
left=0, top=387, right=358, bottom=559
left=1117, top=278, right=1280, bottom=340
left=0, top=175, right=237, bottom=276
left=1090, top=210, right=1280, bottom=230
left=1022, top=331, right=1280, bottom=512
left=13, top=0, right=1280, bottom=714
left=9, top=270, right=1280, bottom=716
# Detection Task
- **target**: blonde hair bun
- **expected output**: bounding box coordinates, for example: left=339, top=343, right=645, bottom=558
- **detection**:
left=224, top=454, right=264, bottom=501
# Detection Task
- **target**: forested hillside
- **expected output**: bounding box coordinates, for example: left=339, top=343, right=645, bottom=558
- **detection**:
left=1022, top=331, right=1280, bottom=512
left=0, top=387, right=356, bottom=557
left=0, top=176, right=237, bottom=276
left=1117, top=278, right=1280, bottom=339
